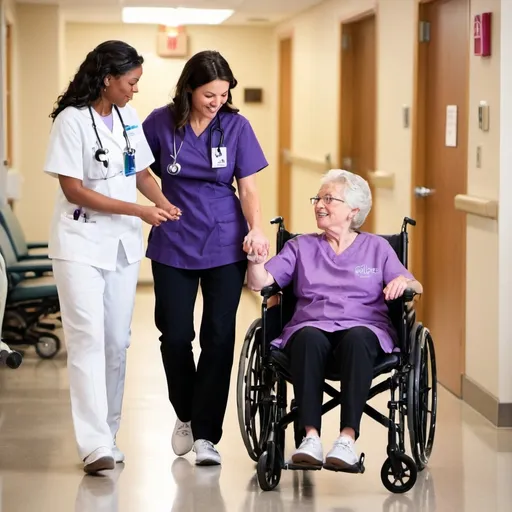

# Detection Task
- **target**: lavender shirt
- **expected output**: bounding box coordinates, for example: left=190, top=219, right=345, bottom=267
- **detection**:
left=264, top=232, right=414, bottom=353
left=142, top=108, right=268, bottom=269
left=100, top=113, right=113, bottom=131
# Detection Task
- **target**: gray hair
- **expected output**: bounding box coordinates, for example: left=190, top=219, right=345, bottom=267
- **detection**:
left=320, top=169, right=372, bottom=229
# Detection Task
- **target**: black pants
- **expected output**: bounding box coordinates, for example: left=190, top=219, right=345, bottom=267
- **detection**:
left=285, top=326, right=381, bottom=438
left=152, top=259, right=247, bottom=444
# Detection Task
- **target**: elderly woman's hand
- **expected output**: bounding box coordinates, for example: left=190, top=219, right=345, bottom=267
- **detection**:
left=247, top=251, right=268, bottom=264
left=243, top=227, right=269, bottom=257
left=383, top=276, right=410, bottom=301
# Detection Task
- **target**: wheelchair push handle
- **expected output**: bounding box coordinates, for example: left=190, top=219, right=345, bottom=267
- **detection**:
left=401, top=217, right=416, bottom=233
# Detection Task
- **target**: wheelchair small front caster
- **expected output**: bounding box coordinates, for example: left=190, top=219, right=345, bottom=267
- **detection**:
left=380, top=452, right=417, bottom=494
left=35, top=332, right=61, bottom=359
left=257, top=451, right=282, bottom=491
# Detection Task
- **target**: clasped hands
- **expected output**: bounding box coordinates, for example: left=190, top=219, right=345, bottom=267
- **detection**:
left=243, top=228, right=269, bottom=264
left=141, top=200, right=182, bottom=226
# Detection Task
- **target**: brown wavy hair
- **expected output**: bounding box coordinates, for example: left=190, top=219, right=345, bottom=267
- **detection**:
left=170, top=50, right=239, bottom=129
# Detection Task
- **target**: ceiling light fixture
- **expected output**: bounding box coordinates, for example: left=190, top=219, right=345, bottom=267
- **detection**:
left=122, top=7, right=234, bottom=26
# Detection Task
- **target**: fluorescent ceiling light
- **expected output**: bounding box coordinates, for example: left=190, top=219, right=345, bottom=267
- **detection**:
left=122, top=7, right=234, bottom=26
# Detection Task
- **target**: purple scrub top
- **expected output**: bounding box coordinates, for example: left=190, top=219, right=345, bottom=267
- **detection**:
left=264, top=232, right=415, bottom=353
left=142, top=107, right=268, bottom=269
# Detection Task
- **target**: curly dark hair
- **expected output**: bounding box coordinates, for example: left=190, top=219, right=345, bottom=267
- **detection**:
left=171, top=50, right=239, bottom=129
left=50, top=40, right=144, bottom=120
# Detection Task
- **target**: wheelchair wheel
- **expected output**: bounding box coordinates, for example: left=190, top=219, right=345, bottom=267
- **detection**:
left=380, top=453, right=417, bottom=494
left=35, top=332, right=61, bottom=359
left=407, top=326, right=437, bottom=471
left=237, top=319, right=274, bottom=462
left=257, top=450, right=282, bottom=491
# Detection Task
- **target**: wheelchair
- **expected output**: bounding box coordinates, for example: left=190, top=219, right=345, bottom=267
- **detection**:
left=237, top=216, right=437, bottom=494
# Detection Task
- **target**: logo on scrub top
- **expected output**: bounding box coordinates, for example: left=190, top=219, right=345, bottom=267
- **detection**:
left=355, top=265, right=379, bottom=278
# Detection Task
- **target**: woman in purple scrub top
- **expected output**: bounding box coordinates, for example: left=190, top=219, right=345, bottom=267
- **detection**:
left=142, top=51, right=269, bottom=466
left=247, top=169, right=423, bottom=471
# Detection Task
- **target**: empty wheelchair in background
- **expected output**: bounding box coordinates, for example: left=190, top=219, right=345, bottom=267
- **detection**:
left=0, top=224, right=61, bottom=360
left=237, top=216, right=437, bottom=494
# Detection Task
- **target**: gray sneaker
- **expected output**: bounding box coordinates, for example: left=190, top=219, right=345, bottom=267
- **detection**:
left=325, top=435, right=359, bottom=469
left=291, top=436, right=323, bottom=466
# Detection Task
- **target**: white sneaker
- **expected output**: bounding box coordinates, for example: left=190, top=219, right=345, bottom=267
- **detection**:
left=83, top=447, right=115, bottom=474
left=172, top=419, right=193, bottom=456
left=325, top=435, right=359, bottom=469
left=113, top=445, right=125, bottom=463
left=193, top=439, right=221, bottom=466
left=291, top=436, right=323, bottom=466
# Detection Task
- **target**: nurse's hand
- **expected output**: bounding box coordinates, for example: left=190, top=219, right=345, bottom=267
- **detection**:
left=243, top=228, right=269, bottom=256
left=139, top=206, right=175, bottom=226
left=156, top=199, right=182, bottom=221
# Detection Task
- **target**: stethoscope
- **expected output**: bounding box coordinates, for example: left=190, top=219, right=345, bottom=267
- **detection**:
left=167, top=114, right=224, bottom=175
left=88, top=105, right=135, bottom=170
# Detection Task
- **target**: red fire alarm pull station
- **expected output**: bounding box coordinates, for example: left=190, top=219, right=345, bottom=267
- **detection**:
left=474, top=13, right=492, bottom=57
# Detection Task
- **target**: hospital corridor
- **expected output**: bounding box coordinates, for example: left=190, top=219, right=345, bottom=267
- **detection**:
left=1, top=0, right=512, bottom=510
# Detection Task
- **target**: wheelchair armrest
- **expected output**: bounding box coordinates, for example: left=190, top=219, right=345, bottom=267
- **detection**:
left=403, top=288, right=416, bottom=303
left=386, top=288, right=417, bottom=305
left=261, top=282, right=282, bottom=299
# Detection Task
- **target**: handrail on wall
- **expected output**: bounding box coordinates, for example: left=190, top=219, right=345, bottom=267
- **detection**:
left=454, top=194, right=498, bottom=220
left=283, top=149, right=333, bottom=171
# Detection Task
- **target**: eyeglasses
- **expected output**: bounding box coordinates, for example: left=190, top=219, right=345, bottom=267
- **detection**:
left=310, top=195, right=346, bottom=206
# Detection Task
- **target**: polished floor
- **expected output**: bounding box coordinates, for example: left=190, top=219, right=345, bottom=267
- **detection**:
left=0, top=287, right=511, bottom=512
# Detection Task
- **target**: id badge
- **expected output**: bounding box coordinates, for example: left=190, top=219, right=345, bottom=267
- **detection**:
left=124, top=150, right=136, bottom=177
left=212, top=147, right=227, bottom=169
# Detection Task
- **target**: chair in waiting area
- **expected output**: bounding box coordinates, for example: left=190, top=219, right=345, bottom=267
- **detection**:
left=0, top=204, right=49, bottom=261
left=0, top=223, right=61, bottom=359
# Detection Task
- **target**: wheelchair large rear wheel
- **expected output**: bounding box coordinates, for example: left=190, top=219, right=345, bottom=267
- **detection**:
left=407, top=326, right=437, bottom=471
left=237, top=319, right=274, bottom=462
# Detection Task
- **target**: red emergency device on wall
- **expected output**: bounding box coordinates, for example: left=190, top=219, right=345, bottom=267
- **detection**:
left=474, top=12, right=492, bottom=57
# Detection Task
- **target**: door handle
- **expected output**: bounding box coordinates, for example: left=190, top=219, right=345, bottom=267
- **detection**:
left=414, top=186, right=435, bottom=198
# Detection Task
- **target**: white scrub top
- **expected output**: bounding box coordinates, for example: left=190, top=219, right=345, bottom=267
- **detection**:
left=44, top=104, right=154, bottom=271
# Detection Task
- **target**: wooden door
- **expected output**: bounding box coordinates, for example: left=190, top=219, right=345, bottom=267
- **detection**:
left=339, top=15, right=376, bottom=232
left=278, top=38, right=292, bottom=225
left=412, top=0, right=469, bottom=397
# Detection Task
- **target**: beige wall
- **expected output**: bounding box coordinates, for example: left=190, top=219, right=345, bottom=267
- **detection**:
left=15, top=4, right=62, bottom=243
left=466, top=0, right=501, bottom=399
left=1, top=0, right=19, bottom=199
left=64, top=23, right=277, bottom=281
left=275, top=0, right=376, bottom=234
left=498, top=0, right=512, bottom=403
left=375, top=0, right=417, bottom=234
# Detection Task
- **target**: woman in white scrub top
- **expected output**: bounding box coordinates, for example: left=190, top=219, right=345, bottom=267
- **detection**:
left=44, top=40, right=181, bottom=474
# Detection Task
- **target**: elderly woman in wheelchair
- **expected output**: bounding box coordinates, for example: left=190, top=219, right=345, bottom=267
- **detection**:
left=243, top=169, right=434, bottom=493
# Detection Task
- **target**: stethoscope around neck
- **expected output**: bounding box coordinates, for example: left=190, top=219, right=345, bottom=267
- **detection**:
left=167, top=114, right=224, bottom=175
left=88, top=105, right=135, bottom=169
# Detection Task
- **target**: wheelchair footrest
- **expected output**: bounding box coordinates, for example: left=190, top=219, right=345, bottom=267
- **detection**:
left=284, top=462, right=323, bottom=471
left=323, top=453, right=366, bottom=474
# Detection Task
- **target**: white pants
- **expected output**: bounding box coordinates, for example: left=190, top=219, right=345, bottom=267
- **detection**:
left=53, top=245, right=140, bottom=460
